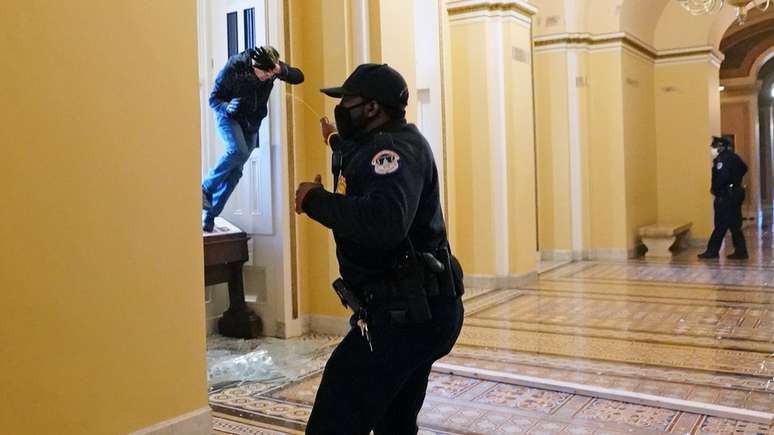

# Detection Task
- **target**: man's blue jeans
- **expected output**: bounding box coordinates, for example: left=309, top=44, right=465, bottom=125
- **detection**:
left=202, top=115, right=259, bottom=226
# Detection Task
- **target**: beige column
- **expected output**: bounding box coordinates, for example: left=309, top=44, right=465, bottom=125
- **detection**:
left=368, top=0, right=418, bottom=122
left=447, top=0, right=538, bottom=288
left=655, top=54, right=724, bottom=241
left=289, top=0, right=353, bottom=331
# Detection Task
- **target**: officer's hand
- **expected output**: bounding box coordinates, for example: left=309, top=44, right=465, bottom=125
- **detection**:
left=225, top=98, right=242, bottom=116
left=295, top=174, right=323, bottom=214
left=320, top=117, right=337, bottom=144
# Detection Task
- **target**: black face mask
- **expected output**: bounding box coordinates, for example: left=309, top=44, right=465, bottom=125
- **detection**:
left=334, top=101, right=368, bottom=140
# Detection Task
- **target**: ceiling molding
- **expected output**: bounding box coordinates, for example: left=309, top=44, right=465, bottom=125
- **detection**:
left=534, top=33, right=723, bottom=66
left=447, top=0, right=538, bottom=18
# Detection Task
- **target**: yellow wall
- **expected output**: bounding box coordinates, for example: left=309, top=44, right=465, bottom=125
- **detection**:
left=587, top=51, right=629, bottom=249
left=530, top=1, right=738, bottom=254
left=372, top=0, right=418, bottom=123
left=368, top=0, right=383, bottom=62
left=505, top=20, right=538, bottom=274
left=448, top=6, right=537, bottom=276
left=0, top=2, right=207, bottom=434
left=622, top=52, right=658, bottom=247
left=535, top=46, right=660, bottom=255
left=654, top=2, right=737, bottom=51
left=448, top=20, right=497, bottom=275
left=619, top=0, right=670, bottom=46
left=290, top=0, right=349, bottom=318
left=655, top=62, right=720, bottom=237
left=290, top=0, right=424, bottom=318
left=534, top=51, right=573, bottom=252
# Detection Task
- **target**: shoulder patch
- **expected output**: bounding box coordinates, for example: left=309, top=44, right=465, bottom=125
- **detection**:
left=371, top=150, right=401, bottom=175
left=717, top=162, right=723, bottom=170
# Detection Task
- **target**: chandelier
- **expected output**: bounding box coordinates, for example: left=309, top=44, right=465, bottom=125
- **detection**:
left=676, top=0, right=772, bottom=24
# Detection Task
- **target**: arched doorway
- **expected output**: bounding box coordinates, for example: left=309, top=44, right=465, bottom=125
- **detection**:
left=757, top=58, right=774, bottom=221
left=719, top=8, right=774, bottom=226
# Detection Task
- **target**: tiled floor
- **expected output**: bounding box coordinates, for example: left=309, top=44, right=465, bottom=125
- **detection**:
left=210, top=369, right=774, bottom=434
left=209, top=228, right=774, bottom=434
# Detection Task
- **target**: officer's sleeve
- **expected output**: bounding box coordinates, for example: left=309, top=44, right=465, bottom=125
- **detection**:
left=739, top=157, right=748, bottom=178
left=209, top=61, right=236, bottom=116
left=714, top=158, right=732, bottom=190
left=276, top=62, right=305, bottom=85
left=302, top=148, right=423, bottom=249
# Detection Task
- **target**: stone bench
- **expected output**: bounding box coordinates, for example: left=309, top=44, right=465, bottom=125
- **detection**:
left=639, top=223, right=692, bottom=258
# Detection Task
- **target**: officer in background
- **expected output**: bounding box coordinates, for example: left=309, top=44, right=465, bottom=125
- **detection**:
left=202, top=46, right=304, bottom=232
left=698, top=136, right=749, bottom=260
left=294, top=64, right=464, bottom=435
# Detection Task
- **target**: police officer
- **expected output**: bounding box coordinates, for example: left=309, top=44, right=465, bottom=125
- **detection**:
left=698, top=136, right=749, bottom=260
left=294, top=64, right=464, bottom=435
left=202, top=46, right=304, bottom=232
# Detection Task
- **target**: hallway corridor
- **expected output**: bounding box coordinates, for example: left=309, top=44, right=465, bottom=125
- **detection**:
left=207, top=229, right=774, bottom=435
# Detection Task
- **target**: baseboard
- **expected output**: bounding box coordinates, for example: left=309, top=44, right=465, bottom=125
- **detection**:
left=129, top=407, right=211, bottom=435
left=543, top=245, right=659, bottom=261
left=539, top=250, right=573, bottom=261
left=584, top=247, right=640, bottom=260
left=464, top=271, right=538, bottom=290
left=206, top=316, right=219, bottom=336
left=303, top=314, right=351, bottom=336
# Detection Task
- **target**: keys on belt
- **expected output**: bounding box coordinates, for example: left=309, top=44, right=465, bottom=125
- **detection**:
left=357, top=318, right=373, bottom=352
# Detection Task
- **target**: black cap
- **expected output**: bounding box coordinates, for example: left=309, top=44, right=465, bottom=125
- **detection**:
left=321, top=64, right=409, bottom=110
left=711, top=136, right=731, bottom=148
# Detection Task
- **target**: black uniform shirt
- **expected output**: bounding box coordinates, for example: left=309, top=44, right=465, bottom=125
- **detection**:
left=209, top=50, right=304, bottom=130
left=303, top=120, right=447, bottom=288
left=711, top=150, right=748, bottom=197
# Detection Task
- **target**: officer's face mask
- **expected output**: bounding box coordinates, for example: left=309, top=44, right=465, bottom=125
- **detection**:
left=711, top=147, right=720, bottom=159
left=334, top=100, right=368, bottom=140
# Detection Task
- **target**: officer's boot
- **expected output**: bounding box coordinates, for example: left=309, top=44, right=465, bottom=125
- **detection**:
left=727, top=226, right=748, bottom=260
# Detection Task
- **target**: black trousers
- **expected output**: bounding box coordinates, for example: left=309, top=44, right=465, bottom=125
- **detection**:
left=305, top=296, right=464, bottom=435
left=705, top=196, right=747, bottom=255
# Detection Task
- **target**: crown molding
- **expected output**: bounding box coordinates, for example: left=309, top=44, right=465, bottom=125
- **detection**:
left=534, top=32, right=725, bottom=67
left=447, top=0, right=537, bottom=21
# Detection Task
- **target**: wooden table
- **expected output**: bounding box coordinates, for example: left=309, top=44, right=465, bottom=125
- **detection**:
left=203, top=218, right=262, bottom=338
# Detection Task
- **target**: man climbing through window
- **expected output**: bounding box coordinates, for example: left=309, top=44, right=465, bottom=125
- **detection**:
left=202, top=46, right=304, bottom=232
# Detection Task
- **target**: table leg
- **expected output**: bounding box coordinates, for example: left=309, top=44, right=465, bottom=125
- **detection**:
left=218, top=261, right=262, bottom=338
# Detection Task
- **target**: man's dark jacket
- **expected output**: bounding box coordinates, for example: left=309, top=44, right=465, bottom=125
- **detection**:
left=209, top=50, right=304, bottom=130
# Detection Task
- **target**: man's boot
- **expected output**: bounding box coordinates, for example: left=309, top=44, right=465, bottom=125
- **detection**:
left=727, top=251, right=749, bottom=260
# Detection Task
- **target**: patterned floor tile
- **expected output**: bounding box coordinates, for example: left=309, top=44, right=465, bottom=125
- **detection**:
left=575, top=398, right=678, bottom=430
left=209, top=228, right=774, bottom=433
left=472, top=384, right=572, bottom=414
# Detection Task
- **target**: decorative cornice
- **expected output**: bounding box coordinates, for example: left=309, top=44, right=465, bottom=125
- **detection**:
left=534, top=33, right=656, bottom=59
left=534, top=32, right=724, bottom=66
left=447, top=0, right=538, bottom=18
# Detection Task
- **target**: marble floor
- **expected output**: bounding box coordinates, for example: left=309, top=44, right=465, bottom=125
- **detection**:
left=208, top=228, right=774, bottom=434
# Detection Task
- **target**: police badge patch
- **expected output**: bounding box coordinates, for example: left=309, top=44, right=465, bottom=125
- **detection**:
left=371, top=150, right=400, bottom=175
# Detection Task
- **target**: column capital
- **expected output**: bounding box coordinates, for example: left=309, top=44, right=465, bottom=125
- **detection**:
left=447, top=0, right=537, bottom=22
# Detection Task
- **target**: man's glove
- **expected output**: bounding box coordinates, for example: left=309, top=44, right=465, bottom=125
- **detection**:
left=225, top=98, right=242, bottom=116
left=251, top=46, right=280, bottom=71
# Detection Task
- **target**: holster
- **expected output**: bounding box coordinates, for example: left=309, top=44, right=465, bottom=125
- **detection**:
left=433, top=246, right=465, bottom=297
left=347, top=243, right=465, bottom=326
left=393, top=244, right=432, bottom=323
left=332, top=278, right=366, bottom=320
left=728, top=185, right=746, bottom=204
